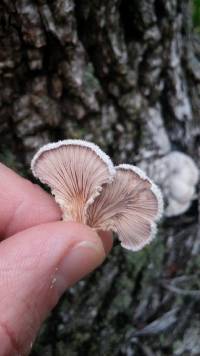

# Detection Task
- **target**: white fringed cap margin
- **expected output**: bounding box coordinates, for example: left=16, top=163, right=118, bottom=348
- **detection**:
left=120, top=222, right=157, bottom=251
left=31, top=139, right=116, bottom=181
left=116, top=164, right=163, bottom=250
left=117, top=164, right=164, bottom=221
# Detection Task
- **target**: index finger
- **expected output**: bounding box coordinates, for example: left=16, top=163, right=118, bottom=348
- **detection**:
left=0, top=163, right=61, bottom=238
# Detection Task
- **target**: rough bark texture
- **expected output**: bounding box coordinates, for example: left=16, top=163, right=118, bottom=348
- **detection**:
left=1, top=0, right=200, bottom=355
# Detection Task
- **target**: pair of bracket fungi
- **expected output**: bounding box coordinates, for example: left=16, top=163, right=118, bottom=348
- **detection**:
left=31, top=140, right=163, bottom=251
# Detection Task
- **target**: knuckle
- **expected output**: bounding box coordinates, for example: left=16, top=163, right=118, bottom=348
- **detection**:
left=0, top=320, right=21, bottom=356
left=0, top=296, right=39, bottom=356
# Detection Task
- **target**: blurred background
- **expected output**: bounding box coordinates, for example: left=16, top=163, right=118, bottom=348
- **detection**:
left=0, top=0, right=200, bottom=355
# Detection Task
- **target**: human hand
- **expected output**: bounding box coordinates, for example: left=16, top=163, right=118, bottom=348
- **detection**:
left=0, top=163, right=112, bottom=356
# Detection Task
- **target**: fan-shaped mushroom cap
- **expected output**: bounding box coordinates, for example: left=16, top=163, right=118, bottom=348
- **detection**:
left=87, top=164, right=163, bottom=251
left=31, top=140, right=115, bottom=223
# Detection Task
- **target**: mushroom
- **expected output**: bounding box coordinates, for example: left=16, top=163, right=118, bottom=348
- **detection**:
left=31, top=139, right=115, bottom=223
left=87, top=164, right=163, bottom=251
left=31, top=140, right=163, bottom=251
left=140, top=151, right=199, bottom=217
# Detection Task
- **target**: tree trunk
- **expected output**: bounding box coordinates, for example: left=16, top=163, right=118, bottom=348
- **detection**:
left=1, top=0, right=200, bottom=355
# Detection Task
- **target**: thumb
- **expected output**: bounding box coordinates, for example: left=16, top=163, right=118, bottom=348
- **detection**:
left=0, top=221, right=111, bottom=356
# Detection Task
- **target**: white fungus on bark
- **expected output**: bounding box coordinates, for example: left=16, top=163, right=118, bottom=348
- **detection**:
left=140, top=151, right=199, bottom=217
left=31, top=140, right=163, bottom=251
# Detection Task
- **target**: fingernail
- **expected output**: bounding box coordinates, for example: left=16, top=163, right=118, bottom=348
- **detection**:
left=55, top=240, right=105, bottom=296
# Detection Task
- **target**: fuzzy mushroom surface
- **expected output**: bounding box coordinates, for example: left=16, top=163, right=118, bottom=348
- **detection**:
left=31, top=140, right=163, bottom=251
left=140, top=151, right=199, bottom=217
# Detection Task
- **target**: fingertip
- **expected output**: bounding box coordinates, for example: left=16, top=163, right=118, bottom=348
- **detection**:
left=60, top=222, right=113, bottom=255
left=0, top=220, right=112, bottom=355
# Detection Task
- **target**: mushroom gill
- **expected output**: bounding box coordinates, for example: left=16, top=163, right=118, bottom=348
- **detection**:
left=31, top=140, right=163, bottom=251
left=31, top=140, right=115, bottom=223
left=87, top=164, right=163, bottom=251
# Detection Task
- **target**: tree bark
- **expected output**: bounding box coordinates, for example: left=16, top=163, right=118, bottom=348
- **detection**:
left=1, top=0, right=200, bottom=355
